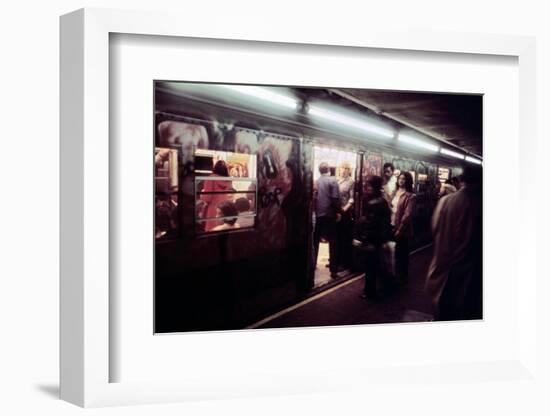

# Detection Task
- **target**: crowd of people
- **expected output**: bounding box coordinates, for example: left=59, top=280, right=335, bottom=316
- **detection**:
left=313, top=160, right=482, bottom=321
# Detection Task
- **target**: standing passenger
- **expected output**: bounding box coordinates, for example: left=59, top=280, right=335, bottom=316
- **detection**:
left=382, top=162, right=397, bottom=204
left=336, top=161, right=355, bottom=271
left=392, top=171, right=417, bottom=286
left=313, top=162, right=342, bottom=278
left=424, top=165, right=482, bottom=320
left=354, top=176, right=392, bottom=300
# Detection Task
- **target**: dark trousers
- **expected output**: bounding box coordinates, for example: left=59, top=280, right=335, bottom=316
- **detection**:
left=336, top=213, right=354, bottom=269
left=363, top=248, right=381, bottom=296
left=395, top=235, right=410, bottom=283
left=437, top=263, right=482, bottom=321
left=313, top=216, right=338, bottom=273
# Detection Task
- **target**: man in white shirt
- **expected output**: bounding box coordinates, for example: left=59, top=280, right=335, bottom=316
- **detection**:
left=382, top=162, right=397, bottom=203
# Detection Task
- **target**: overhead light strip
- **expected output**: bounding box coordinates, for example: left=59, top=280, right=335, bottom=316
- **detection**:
left=465, top=156, right=483, bottom=165
left=308, top=105, right=394, bottom=139
left=397, top=133, right=439, bottom=152
left=440, top=148, right=465, bottom=159
left=220, top=85, right=298, bottom=109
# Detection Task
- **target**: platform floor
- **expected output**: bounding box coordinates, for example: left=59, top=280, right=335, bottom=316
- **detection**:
left=257, top=245, right=435, bottom=329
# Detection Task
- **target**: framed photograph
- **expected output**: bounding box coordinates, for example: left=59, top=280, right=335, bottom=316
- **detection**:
left=60, top=8, right=537, bottom=407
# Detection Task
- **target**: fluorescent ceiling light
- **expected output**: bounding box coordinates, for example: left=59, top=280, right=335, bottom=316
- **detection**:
left=220, top=85, right=298, bottom=109
left=308, top=105, right=394, bottom=139
left=398, top=133, right=439, bottom=152
left=440, top=148, right=465, bottom=159
left=465, top=156, right=482, bottom=165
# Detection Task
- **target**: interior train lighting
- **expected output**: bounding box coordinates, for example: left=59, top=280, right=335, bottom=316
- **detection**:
left=220, top=85, right=299, bottom=109
left=307, top=105, right=394, bottom=139
left=440, top=148, right=465, bottom=159
left=465, top=156, right=483, bottom=165
left=397, top=133, right=439, bottom=152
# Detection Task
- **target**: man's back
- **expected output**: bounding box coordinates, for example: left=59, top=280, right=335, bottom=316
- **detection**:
left=315, top=174, right=340, bottom=218
left=425, top=186, right=482, bottom=318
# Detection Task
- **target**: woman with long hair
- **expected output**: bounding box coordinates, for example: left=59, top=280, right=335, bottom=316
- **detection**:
left=391, top=171, right=417, bottom=285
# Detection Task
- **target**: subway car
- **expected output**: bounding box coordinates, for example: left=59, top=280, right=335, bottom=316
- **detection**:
left=154, top=81, right=477, bottom=333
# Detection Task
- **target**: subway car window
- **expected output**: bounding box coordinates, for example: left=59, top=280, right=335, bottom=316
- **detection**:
left=194, top=149, right=257, bottom=234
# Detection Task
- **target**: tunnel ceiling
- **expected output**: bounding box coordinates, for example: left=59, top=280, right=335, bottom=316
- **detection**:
left=334, top=89, right=483, bottom=157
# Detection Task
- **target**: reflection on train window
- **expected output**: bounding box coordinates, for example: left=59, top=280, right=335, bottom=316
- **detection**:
left=194, top=149, right=257, bottom=234
left=155, top=147, right=179, bottom=240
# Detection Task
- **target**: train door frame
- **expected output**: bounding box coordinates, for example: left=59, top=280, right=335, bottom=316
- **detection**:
left=308, top=141, right=364, bottom=291
left=355, top=151, right=365, bottom=219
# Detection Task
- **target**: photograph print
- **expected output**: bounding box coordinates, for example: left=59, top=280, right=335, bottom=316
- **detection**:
left=154, top=82, right=483, bottom=333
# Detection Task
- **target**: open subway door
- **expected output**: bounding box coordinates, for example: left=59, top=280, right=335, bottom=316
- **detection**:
left=311, top=144, right=360, bottom=288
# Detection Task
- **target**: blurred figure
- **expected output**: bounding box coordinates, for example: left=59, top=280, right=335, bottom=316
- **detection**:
left=438, top=178, right=457, bottom=198
left=155, top=193, right=178, bottom=239
left=392, top=171, right=417, bottom=286
left=201, top=160, right=232, bottom=231
left=336, top=161, right=355, bottom=271
left=424, top=165, right=482, bottom=320
left=354, top=176, right=392, bottom=300
left=211, top=200, right=241, bottom=232
left=382, top=162, right=397, bottom=203
left=313, top=162, right=342, bottom=278
left=455, top=174, right=465, bottom=190
left=450, top=176, right=460, bottom=190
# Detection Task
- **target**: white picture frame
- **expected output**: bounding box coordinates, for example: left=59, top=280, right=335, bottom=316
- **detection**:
left=60, top=7, right=538, bottom=408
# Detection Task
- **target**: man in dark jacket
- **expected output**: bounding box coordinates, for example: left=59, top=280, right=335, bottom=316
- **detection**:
left=354, top=175, right=392, bottom=299
left=424, top=165, right=482, bottom=320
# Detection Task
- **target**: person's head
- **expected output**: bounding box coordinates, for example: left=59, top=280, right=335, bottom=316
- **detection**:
left=216, top=200, right=238, bottom=225
left=383, top=162, right=395, bottom=179
left=397, top=171, right=414, bottom=193
left=213, top=160, right=229, bottom=176
left=456, top=174, right=464, bottom=189
left=318, top=162, right=330, bottom=175
left=462, top=164, right=482, bottom=187
left=366, top=175, right=383, bottom=198
left=235, top=197, right=251, bottom=213
left=450, top=176, right=460, bottom=188
left=339, top=161, right=352, bottom=178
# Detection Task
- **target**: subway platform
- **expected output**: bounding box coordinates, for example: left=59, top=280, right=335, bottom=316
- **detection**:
left=251, top=245, right=435, bottom=329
